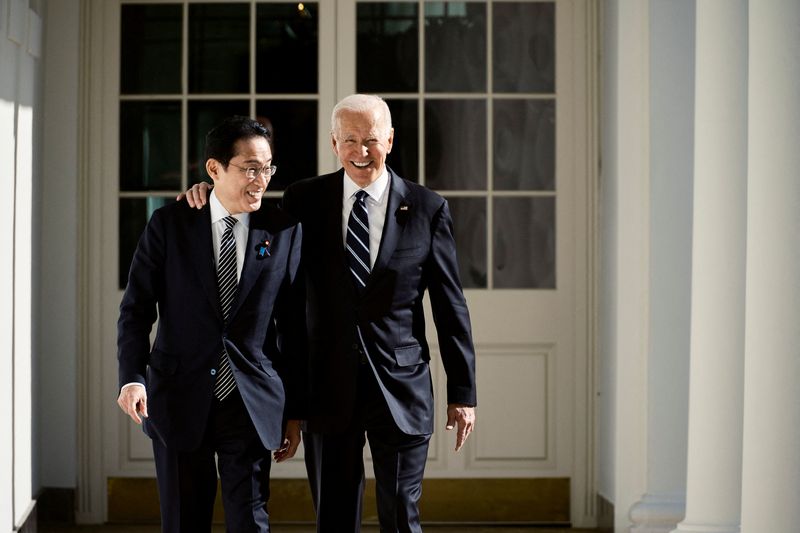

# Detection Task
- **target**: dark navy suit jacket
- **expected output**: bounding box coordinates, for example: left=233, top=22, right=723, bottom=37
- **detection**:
left=117, top=200, right=305, bottom=451
left=282, top=168, right=476, bottom=436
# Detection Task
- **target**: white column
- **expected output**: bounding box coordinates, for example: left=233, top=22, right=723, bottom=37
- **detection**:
left=672, top=2, right=747, bottom=532
left=741, top=1, right=800, bottom=531
left=628, top=2, right=695, bottom=530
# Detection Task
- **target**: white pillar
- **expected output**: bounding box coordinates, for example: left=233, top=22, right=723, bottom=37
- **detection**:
left=628, top=1, right=694, bottom=530
left=741, top=1, right=800, bottom=532
left=672, top=2, right=747, bottom=532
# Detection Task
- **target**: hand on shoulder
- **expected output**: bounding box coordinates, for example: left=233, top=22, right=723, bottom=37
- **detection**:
left=176, top=181, right=213, bottom=209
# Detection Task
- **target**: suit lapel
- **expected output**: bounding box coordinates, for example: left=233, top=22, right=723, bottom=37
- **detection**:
left=228, top=211, right=272, bottom=322
left=190, top=205, right=223, bottom=323
left=326, top=171, right=351, bottom=277
left=367, top=169, right=411, bottom=292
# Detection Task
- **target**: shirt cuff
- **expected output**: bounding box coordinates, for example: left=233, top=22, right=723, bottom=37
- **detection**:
left=120, top=382, right=146, bottom=393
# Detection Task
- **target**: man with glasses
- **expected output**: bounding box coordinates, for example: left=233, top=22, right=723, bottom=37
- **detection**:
left=117, top=116, right=306, bottom=533
left=182, top=95, right=477, bottom=533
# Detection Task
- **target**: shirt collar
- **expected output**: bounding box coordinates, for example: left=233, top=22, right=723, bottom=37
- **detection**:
left=210, top=189, right=249, bottom=228
left=343, top=168, right=390, bottom=204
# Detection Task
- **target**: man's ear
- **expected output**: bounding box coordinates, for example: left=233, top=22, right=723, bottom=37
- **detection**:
left=330, top=133, right=338, bottom=155
left=205, top=159, right=220, bottom=183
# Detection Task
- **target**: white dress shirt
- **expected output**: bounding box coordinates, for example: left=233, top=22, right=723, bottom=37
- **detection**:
left=342, top=169, right=390, bottom=268
left=209, top=190, right=249, bottom=283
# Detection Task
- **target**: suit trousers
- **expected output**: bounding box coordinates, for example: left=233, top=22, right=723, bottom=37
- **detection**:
left=152, top=389, right=273, bottom=533
left=304, top=363, right=432, bottom=533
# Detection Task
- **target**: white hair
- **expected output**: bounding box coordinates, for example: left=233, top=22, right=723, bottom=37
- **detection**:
left=331, top=94, right=393, bottom=138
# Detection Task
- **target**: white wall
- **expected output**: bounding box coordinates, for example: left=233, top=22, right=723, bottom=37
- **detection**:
left=598, top=4, right=653, bottom=525
left=0, top=1, right=19, bottom=525
left=38, top=0, right=80, bottom=490
left=0, top=0, right=42, bottom=529
left=597, top=0, right=619, bottom=503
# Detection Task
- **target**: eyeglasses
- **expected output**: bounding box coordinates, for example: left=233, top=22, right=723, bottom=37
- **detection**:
left=228, top=162, right=278, bottom=179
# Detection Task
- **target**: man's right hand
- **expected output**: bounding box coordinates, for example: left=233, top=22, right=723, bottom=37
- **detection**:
left=176, top=181, right=213, bottom=209
left=117, top=384, right=148, bottom=425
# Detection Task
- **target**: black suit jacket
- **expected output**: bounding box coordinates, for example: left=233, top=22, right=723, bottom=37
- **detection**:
left=282, top=168, right=476, bottom=435
left=117, top=200, right=305, bottom=451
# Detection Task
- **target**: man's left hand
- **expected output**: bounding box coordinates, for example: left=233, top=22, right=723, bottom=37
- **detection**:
left=446, top=404, right=475, bottom=452
left=274, top=419, right=302, bottom=462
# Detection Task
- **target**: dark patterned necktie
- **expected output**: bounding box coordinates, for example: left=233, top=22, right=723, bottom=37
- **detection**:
left=346, top=190, right=371, bottom=292
left=213, top=216, right=238, bottom=400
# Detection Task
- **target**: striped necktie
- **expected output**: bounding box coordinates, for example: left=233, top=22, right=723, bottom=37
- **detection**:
left=346, top=190, right=371, bottom=292
left=213, top=215, right=238, bottom=401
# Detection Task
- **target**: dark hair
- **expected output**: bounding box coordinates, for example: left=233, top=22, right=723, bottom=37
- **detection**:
left=204, top=116, right=272, bottom=166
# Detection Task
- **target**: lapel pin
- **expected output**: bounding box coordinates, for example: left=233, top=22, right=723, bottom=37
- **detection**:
left=255, top=239, right=271, bottom=258
left=397, top=202, right=411, bottom=224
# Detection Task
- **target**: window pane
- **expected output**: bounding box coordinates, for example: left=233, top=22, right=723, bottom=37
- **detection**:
left=256, top=3, right=318, bottom=94
left=493, top=2, right=555, bottom=93
left=447, top=197, right=487, bottom=288
left=493, top=197, right=555, bottom=288
left=425, top=2, right=486, bottom=92
left=494, top=99, right=555, bottom=191
left=119, top=197, right=174, bottom=289
left=357, top=3, right=418, bottom=93
left=255, top=100, right=317, bottom=189
left=120, top=101, right=181, bottom=191
left=189, top=4, right=249, bottom=94
left=121, top=4, right=182, bottom=94
left=188, top=100, right=250, bottom=185
left=425, top=99, right=486, bottom=190
left=385, top=99, right=418, bottom=182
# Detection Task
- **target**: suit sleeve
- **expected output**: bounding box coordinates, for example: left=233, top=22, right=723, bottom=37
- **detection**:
left=117, top=209, right=166, bottom=392
left=426, top=200, right=477, bottom=407
left=281, top=183, right=300, bottom=220
left=272, top=221, right=308, bottom=420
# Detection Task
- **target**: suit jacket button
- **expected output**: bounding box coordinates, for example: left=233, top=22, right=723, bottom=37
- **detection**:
left=352, top=343, right=359, bottom=350
left=210, top=369, right=217, bottom=376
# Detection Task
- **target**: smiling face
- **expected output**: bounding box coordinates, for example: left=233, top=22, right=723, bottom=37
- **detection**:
left=332, top=109, right=394, bottom=188
left=205, top=136, right=272, bottom=215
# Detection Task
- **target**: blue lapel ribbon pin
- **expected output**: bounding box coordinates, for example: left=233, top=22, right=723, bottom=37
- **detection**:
left=255, top=239, right=271, bottom=258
